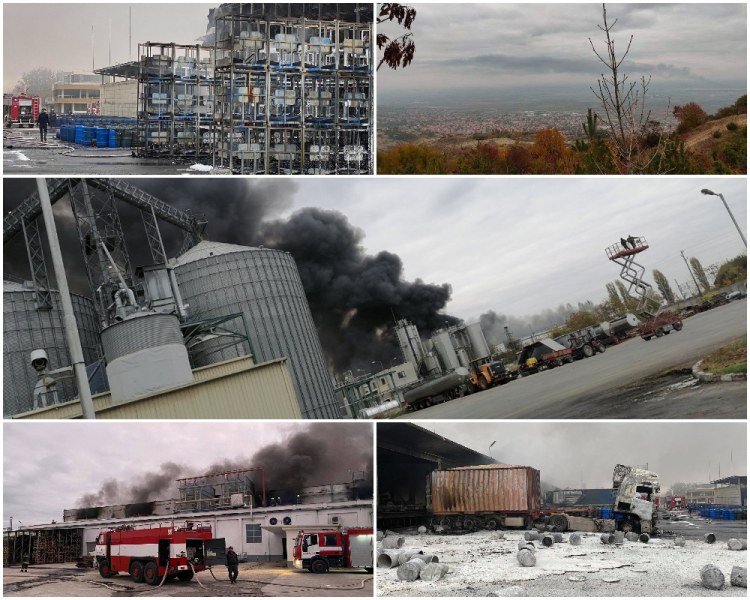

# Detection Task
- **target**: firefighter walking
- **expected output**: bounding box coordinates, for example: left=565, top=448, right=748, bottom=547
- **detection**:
left=37, top=109, right=49, bottom=142
left=226, top=546, right=239, bottom=584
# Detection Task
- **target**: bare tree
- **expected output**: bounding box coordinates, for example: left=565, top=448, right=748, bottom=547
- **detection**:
left=588, top=4, right=668, bottom=173
left=377, top=3, right=417, bottom=70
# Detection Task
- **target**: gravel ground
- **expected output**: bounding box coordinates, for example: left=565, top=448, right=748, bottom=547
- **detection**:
left=376, top=529, right=747, bottom=597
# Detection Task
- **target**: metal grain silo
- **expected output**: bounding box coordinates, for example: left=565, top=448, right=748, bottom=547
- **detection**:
left=174, top=241, right=339, bottom=418
left=431, top=329, right=460, bottom=373
left=3, top=280, right=102, bottom=417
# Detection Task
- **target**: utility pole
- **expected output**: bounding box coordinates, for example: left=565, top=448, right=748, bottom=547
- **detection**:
left=37, top=179, right=96, bottom=419
left=680, top=250, right=702, bottom=297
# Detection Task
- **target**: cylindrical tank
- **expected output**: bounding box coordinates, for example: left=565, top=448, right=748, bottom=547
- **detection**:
left=174, top=240, right=338, bottom=418
left=465, top=322, right=491, bottom=361
left=395, top=319, right=425, bottom=374
left=456, top=348, right=471, bottom=369
left=101, top=312, right=194, bottom=404
left=3, top=280, right=102, bottom=416
left=431, top=330, right=460, bottom=372
left=423, top=353, right=442, bottom=377
left=609, top=313, right=640, bottom=336
left=404, top=368, right=468, bottom=406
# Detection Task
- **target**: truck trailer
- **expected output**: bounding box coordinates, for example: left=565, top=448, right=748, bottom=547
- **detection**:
left=424, top=463, right=659, bottom=535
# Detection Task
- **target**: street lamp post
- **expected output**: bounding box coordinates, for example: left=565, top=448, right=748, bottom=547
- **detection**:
left=701, top=189, right=747, bottom=248
left=489, top=440, right=496, bottom=458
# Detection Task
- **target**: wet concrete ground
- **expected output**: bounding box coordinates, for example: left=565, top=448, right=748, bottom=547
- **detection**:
left=4, top=129, right=211, bottom=175
left=3, top=562, right=373, bottom=597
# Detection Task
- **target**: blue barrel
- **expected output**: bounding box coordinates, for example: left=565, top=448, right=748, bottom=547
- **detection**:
left=108, top=129, right=117, bottom=148
left=708, top=509, right=718, bottom=519
left=601, top=508, right=613, bottom=519
left=75, top=125, right=85, bottom=144
left=96, top=127, right=108, bottom=147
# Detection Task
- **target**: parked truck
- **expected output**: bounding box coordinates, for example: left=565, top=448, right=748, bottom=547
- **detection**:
left=469, top=360, right=518, bottom=391
left=94, top=522, right=222, bottom=584
left=518, top=339, right=573, bottom=375
left=402, top=368, right=472, bottom=411
left=425, top=463, right=660, bottom=535
left=637, top=310, right=683, bottom=340
left=3, top=94, right=40, bottom=127
left=292, top=528, right=373, bottom=573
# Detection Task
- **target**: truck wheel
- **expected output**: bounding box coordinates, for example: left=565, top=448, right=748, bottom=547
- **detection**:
left=673, top=322, right=683, bottom=331
left=485, top=518, right=499, bottom=530
left=549, top=514, right=569, bottom=532
left=177, top=571, right=194, bottom=582
left=655, top=328, right=664, bottom=338
left=143, top=561, right=160, bottom=585
left=463, top=517, right=477, bottom=530
left=130, top=560, right=145, bottom=583
left=642, top=335, right=652, bottom=341
left=310, top=558, right=329, bottom=574
left=596, top=344, right=606, bottom=353
left=98, top=559, right=114, bottom=578
left=582, top=345, right=594, bottom=358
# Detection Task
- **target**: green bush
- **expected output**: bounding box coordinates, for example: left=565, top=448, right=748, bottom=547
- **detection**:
left=713, top=131, right=722, bottom=138
left=727, top=122, right=739, bottom=131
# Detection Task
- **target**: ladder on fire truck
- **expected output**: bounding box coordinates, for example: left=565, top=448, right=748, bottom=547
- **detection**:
left=605, top=236, right=663, bottom=320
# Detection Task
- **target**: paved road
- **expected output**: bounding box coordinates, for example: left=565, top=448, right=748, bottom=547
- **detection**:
left=401, top=299, right=747, bottom=420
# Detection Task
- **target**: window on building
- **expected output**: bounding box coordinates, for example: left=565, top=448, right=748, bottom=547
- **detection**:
left=398, top=371, right=406, bottom=379
left=245, top=523, right=262, bottom=544
left=381, top=378, right=386, bottom=385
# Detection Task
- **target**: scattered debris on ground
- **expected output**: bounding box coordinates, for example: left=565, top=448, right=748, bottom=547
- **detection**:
left=377, top=527, right=748, bottom=596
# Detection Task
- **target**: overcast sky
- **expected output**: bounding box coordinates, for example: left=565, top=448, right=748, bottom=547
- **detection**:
left=379, top=3, right=747, bottom=93
left=3, top=3, right=214, bottom=90
left=422, top=422, right=747, bottom=492
left=286, top=177, right=747, bottom=321
left=3, top=421, right=373, bottom=528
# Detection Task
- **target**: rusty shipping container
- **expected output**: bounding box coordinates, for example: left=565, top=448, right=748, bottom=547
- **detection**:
left=429, top=465, right=542, bottom=515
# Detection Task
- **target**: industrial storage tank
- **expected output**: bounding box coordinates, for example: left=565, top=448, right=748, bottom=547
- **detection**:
left=3, top=279, right=102, bottom=416
left=395, top=319, right=425, bottom=373
left=464, top=322, right=491, bottom=362
left=431, top=330, right=461, bottom=372
left=100, top=312, right=194, bottom=404
left=174, top=240, right=338, bottom=418
left=430, top=464, right=542, bottom=515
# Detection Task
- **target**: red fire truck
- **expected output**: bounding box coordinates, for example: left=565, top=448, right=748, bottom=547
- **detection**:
left=293, top=527, right=373, bottom=573
left=3, top=94, right=40, bottom=127
left=94, top=522, right=223, bottom=585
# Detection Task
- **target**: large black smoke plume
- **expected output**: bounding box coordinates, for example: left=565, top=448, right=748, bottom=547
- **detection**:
left=4, top=179, right=458, bottom=373
left=75, top=423, right=372, bottom=507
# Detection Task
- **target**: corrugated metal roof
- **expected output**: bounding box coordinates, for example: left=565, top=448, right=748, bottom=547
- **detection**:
left=175, top=240, right=263, bottom=266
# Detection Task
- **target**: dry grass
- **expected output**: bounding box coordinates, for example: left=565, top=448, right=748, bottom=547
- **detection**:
left=700, top=338, right=747, bottom=374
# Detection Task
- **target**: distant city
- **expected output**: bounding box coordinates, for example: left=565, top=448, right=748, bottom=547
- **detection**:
left=378, top=83, right=745, bottom=148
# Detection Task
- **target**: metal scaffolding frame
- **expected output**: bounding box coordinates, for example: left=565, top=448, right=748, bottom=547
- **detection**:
left=212, top=14, right=372, bottom=174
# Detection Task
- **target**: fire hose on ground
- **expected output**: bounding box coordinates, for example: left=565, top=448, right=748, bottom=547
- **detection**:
left=206, top=565, right=372, bottom=590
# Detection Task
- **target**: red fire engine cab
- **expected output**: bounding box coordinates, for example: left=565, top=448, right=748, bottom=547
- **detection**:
left=293, top=527, right=373, bottom=573
left=3, top=94, right=40, bottom=128
left=94, top=522, right=223, bottom=585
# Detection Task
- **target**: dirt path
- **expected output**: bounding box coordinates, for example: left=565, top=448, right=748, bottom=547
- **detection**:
left=683, top=114, right=747, bottom=149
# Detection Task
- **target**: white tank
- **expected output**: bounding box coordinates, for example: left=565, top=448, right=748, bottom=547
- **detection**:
left=465, top=322, right=491, bottom=361
left=457, top=348, right=471, bottom=369
left=101, top=312, right=193, bottom=404
left=432, top=330, right=460, bottom=372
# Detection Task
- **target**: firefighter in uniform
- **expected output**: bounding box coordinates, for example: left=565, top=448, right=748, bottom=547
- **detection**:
left=226, top=546, right=239, bottom=584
